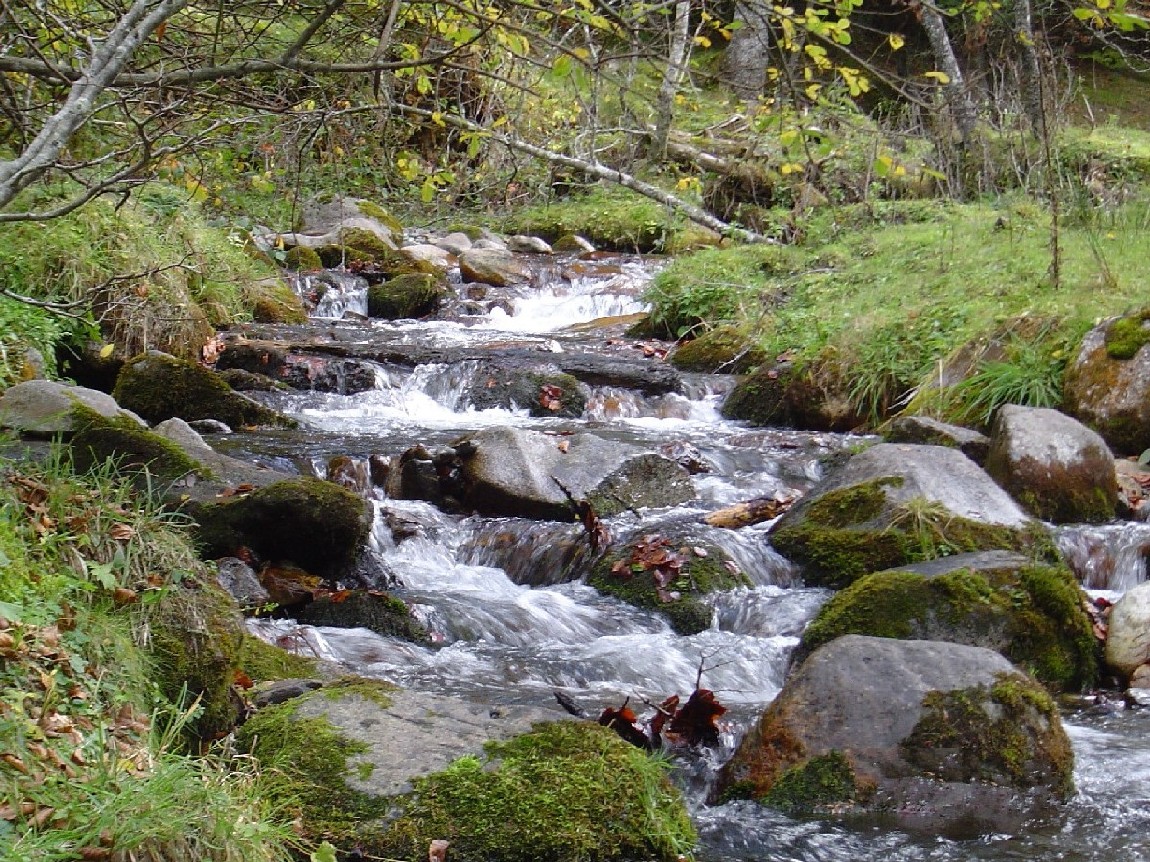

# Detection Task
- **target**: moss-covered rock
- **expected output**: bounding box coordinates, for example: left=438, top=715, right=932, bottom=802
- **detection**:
left=769, top=443, right=1053, bottom=589
left=113, top=352, right=295, bottom=429
left=192, top=477, right=371, bottom=581
left=468, top=367, right=587, bottom=418
left=379, top=722, right=696, bottom=862
left=236, top=633, right=318, bottom=682
left=69, top=405, right=207, bottom=484
left=343, top=227, right=396, bottom=262
left=366, top=273, right=446, bottom=320
left=355, top=200, right=405, bottom=235
left=1104, top=308, right=1150, bottom=360
left=588, top=536, right=750, bottom=634
left=670, top=325, right=768, bottom=374
left=246, top=278, right=309, bottom=324
left=147, top=580, right=246, bottom=741
left=283, top=245, right=323, bottom=271
left=796, top=563, right=1099, bottom=691
left=722, top=356, right=864, bottom=432
left=297, top=591, right=428, bottom=642
left=1064, top=317, right=1150, bottom=456
left=760, top=750, right=857, bottom=815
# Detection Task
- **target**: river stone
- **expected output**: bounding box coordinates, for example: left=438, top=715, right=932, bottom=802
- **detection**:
left=366, top=273, right=446, bottom=320
left=0, top=380, right=146, bottom=435
left=1105, top=581, right=1150, bottom=677
left=769, top=443, right=1046, bottom=589
left=985, top=404, right=1117, bottom=523
left=506, top=234, right=553, bottom=254
left=717, top=635, right=1075, bottom=833
left=152, top=417, right=290, bottom=496
left=436, top=231, right=474, bottom=256
left=455, top=425, right=694, bottom=520
left=721, top=359, right=863, bottom=432
left=400, top=243, right=453, bottom=272
left=1064, top=316, right=1150, bottom=455
left=458, top=247, right=530, bottom=287
left=214, top=556, right=270, bottom=608
left=886, top=415, right=991, bottom=465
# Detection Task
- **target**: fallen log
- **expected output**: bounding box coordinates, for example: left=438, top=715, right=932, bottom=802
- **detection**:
left=703, top=493, right=795, bottom=529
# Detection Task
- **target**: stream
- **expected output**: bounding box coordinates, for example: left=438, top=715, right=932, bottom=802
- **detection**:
left=235, top=248, right=1150, bottom=861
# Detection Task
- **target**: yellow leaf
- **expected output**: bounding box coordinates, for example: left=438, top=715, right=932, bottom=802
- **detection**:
left=888, top=33, right=905, bottom=50
left=924, top=71, right=951, bottom=84
left=99, top=344, right=115, bottom=359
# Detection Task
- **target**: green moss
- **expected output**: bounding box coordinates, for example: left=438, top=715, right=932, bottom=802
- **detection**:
left=299, top=591, right=428, bottom=642
left=319, top=676, right=394, bottom=709
left=799, top=570, right=934, bottom=654
left=588, top=542, right=749, bottom=635
left=1011, top=565, right=1099, bottom=690
left=69, top=404, right=207, bottom=484
left=238, top=699, right=391, bottom=845
left=720, top=366, right=791, bottom=425
left=315, top=244, right=372, bottom=268
left=671, top=325, right=768, bottom=373
left=192, top=477, right=369, bottom=581
left=112, top=352, right=296, bottom=429
left=283, top=245, right=322, bottom=271
left=806, top=477, right=902, bottom=528
left=342, top=227, right=395, bottom=261
left=236, top=633, right=318, bottom=682
left=147, top=581, right=246, bottom=741
left=443, top=223, right=485, bottom=240
left=760, top=750, right=856, bottom=815
left=900, top=673, right=1074, bottom=798
left=379, top=721, right=696, bottom=862
left=1103, top=309, right=1150, bottom=360
left=366, top=273, right=445, bottom=319
left=355, top=200, right=404, bottom=234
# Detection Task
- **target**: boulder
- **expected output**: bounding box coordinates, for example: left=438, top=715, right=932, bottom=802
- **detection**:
left=366, top=273, right=446, bottom=320
left=717, top=636, right=1075, bottom=832
left=113, top=352, right=295, bottom=428
left=985, top=404, right=1117, bottom=523
left=297, top=591, right=427, bottom=642
left=1105, top=580, right=1150, bottom=677
left=553, top=234, right=596, bottom=253
left=436, top=231, right=474, bottom=256
left=886, top=415, right=991, bottom=465
left=769, top=443, right=1049, bottom=589
left=458, top=247, right=530, bottom=287
left=588, top=530, right=750, bottom=635
left=1064, top=314, right=1150, bottom=455
left=0, top=380, right=145, bottom=435
left=467, top=364, right=587, bottom=418
left=670, top=325, right=767, bottom=374
left=794, top=554, right=1098, bottom=691
left=722, top=359, right=864, bottom=432
left=454, top=426, right=694, bottom=520
left=506, top=234, right=554, bottom=254
left=214, top=556, right=270, bottom=609
left=400, top=243, right=453, bottom=273
left=238, top=685, right=694, bottom=861
left=191, top=476, right=372, bottom=581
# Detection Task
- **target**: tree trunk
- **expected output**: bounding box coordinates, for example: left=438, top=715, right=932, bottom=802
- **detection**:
left=651, top=0, right=693, bottom=157
left=1014, top=0, right=1044, bottom=135
left=918, top=3, right=978, bottom=145
left=721, top=0, right=773, bottom=101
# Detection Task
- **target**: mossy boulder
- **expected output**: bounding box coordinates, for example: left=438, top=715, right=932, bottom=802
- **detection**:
left=886, top=414, right=991, bottom=465
left=588, top=535, right=750, bottom=635
left=0, top=380, right=146, bottom=437
left=795, top=555, right=1098, bottom=691
left=298, top=591, right=428, bottom=642
left=468, top=366, right=587, bottom=418
left=722, top=356, right=864, bottom=432
left=366, top=273, right=447, bottom=320
left=192, top=477, right=371, bottom=581
left=769, top=443, right=1052, bottom=589
left=113, top=352, right=295, bottom=429
left=147, top=580, right=247, bottom=741
left=246, top=278, right=309, bottom=323
left=69, top=405, right=207, bottom=484
left=458, top=247, right=531, bottom=286
left=716, top=636, right=1074, bottom=832
left=984, top=404, right=1117, bottom=524
left=1064, top=315, right=1150, bottom=455
left=240, top=687, right=694, bottom=861
left=315, top=243, right=373, bottom=268
left=670, top=325, right=768, bottom=374
left=283, top=245, right=323, bottom=271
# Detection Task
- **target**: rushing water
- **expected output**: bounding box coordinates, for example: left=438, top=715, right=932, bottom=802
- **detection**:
left=242, top=249, right=1150, bottom=861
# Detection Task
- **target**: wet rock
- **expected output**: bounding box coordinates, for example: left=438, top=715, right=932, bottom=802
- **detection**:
left=238, top=686, right=692, bottom=861
left=717, top=636, right=1075, bottom=833
left=282, top=355, right=379, bottom=395
left=1064, top=315, right=1150, bottom=455
left=152, top=417, right=288, bottom=491
left=327, top=455, right=373, bottom=496
left=553, top=234, right=596, bottom=253
left=366, top=273, right=446, bottom=320
left=467, top=364, right=587, bottom=418
left=658, top=440, right=713, bottom=474
left=507, top=234, right=553, bottom=254
left=252, top=678, right=324, bottom=708
left=670, top=325, right=767, bottom=374
left=454, top=426, right=694, bottom=520
left=0, top=380, right=145, bottom=436
left=794, top=554, right=1098, bottom=691
left=769, top=443, right=1050, bottom=589
left=722, top=359, right=864, bottom=432
left=113, top=352, right=295, bottom=428
left=214, top=556, right=270, bottom=609
left=191, top=476, right=372, bottom=582
left=436, top=231, right=474, bottom=256
left=985, top=404, right=1117, bottom=524
left=1105, top=581, right=1150, bottom=677
left=385, top=446, right=448, bottom=506
left=886, top=415, right=991, bottom=465
left=458, top=247, right=530, bottom=287
left=257, top=562, right=323, bottom=608
left=297, top=591, right=427, bottom=642
left=216, top=367, right=282, bottom=392
left=189, top=418, right=232, bottom=434
left=400, top=243, right=453, bottom=273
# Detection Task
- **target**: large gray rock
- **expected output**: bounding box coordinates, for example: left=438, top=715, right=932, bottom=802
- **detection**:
left=985, top=404, right=1117, bottom=524
left=1105, top=581, right=1150, bottom=677
left=717, top=636, right=1075, bottom=833
left=152, top=417, right=288, bottom=495
left=0, top=380, right=145, bottom=435
left=769, top=443, right=1047, bottom=589
left=886, top=415, right=990, bottom=465
left=458, top=247, right=530, bottom=287
left=456, top=425, right=694, bottom=519
left=1064, top=316, right=1150, bottom=455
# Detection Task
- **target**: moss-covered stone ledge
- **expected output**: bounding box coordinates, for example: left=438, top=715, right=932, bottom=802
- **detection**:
left=768, top=443, right=1055, bottom=589
left=239, top=686, right=696, bottom=861
left=794, top=556, right=1099, bottom=691
left=589, top=536, right=750, bottom=634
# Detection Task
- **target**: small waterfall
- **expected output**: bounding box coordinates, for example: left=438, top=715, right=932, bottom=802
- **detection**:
left=288, top=270, right=369, bottom=319
left=1055, top=522, right=1150, bottom=592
